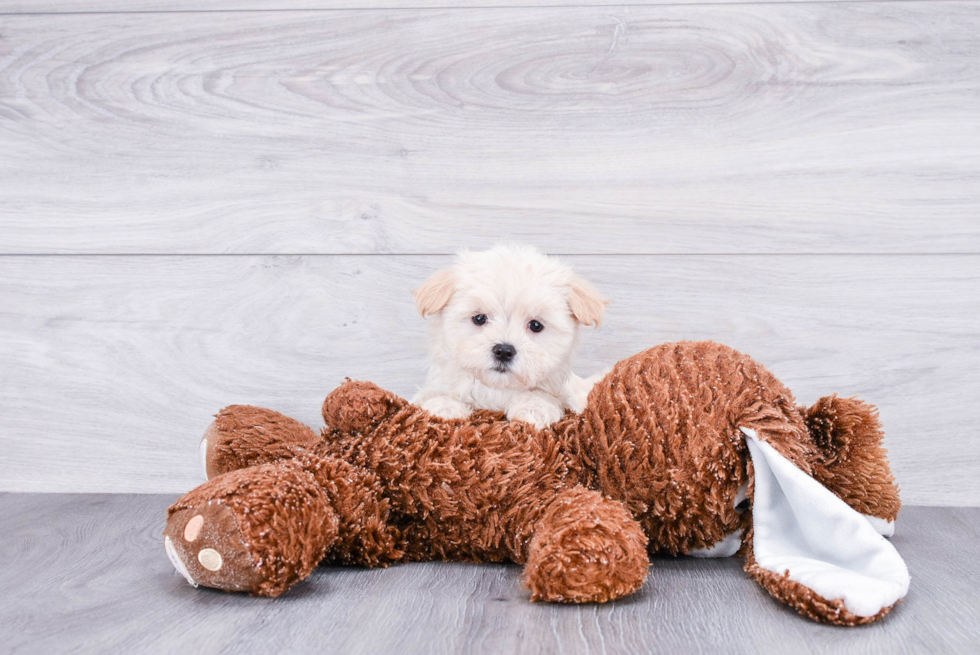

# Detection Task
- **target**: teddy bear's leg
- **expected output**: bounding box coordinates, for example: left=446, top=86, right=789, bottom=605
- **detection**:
left=740, top=429, right=909, bottom=625
left=523, top=486, right=649, bottom=603
left=802, top=395, right=901, bottom=528
left=740, top=528, right=898, bottom=626
left=201, top=405, right=321, bottom=479
left=164, top=460, right=339, bottom=597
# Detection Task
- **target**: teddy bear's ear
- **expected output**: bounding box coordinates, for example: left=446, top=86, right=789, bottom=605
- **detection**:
left=742, top=428, right=909, bottom=624
left=413, top=268, right=455, bottom=318
left=567, top=276, right=608, bottom=328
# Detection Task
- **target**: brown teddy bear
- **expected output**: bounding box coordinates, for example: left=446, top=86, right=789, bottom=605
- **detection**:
left=163, top=341, right=909, bottom=625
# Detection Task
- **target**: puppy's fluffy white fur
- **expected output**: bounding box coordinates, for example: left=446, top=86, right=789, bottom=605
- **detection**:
left=411, top=243, right=608, bottom=428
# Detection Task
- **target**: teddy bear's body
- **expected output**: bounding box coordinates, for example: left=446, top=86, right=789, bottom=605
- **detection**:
left=164, top=341, right=906, bottom=625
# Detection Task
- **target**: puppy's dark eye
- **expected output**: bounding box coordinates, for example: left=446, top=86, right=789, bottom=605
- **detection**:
left=528, top=320, right=544, bottom=333
left=472, top=314, right=487, bottom=326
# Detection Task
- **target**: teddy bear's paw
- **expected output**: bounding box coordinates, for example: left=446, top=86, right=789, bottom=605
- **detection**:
left=165, top=463, right=341, bottom=597
left=524, top=487, right=649, bottom=603
left=163, top=503, right=266, bottom=594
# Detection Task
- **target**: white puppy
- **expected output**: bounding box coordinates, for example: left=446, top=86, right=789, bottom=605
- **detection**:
left=411, top=243, right=608, bottom=428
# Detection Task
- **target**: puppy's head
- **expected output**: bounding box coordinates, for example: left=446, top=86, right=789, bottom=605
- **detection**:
left=414, top=243, right=607, bottom=391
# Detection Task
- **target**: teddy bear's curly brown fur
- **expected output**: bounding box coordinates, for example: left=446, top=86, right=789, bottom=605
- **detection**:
left=163, top=341, right=902, bottom=625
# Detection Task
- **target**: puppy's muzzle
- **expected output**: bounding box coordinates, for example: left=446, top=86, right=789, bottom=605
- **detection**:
left=492, top=343, right=517, bottom=370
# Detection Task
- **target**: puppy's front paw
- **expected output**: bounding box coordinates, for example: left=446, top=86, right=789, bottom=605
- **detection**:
left=507, top=393, right=564, bottom=429
left=420, top=396, right=473, bottom=420
left=565, top=367, right=613, bottom=413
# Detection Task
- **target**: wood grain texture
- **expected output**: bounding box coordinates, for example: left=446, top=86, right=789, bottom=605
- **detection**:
left=0, top=0, right=904, bottom=14
left=1, top=494, right=978, bottom=654
left=1, top=254, right=977, bottom=504
left=1, top=3, right=979, bottom=254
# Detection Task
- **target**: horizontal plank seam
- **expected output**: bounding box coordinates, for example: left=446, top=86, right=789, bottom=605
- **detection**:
left=0, top=0, right=941, bottom=17
left=1, top=252, right=978, bottom=257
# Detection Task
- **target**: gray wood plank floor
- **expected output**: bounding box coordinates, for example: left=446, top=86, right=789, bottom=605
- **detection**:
left=1, top=494, right=977, bottom=655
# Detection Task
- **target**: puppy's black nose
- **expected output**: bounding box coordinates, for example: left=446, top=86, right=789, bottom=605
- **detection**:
left=492, top=343, right=516, bottom=363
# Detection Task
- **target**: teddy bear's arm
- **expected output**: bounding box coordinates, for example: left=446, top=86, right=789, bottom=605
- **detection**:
left=202, top=405, right=321, bottom=479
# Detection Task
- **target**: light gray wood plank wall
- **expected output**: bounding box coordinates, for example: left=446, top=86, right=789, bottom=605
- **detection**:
left=0, top=0, right=909, bottom=13
left=0, top=1, right=977, bottom=503
left=1, top=4, right=979, bottom=253
left=1, top=255, right=978, bottom=503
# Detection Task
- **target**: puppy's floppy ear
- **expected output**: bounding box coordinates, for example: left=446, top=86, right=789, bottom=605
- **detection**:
left=567, top=276, right=608, bottom=328
left=414, top=268, right=455, bottom=318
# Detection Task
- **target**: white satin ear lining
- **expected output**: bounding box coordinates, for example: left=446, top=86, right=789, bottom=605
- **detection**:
left=742, top=427, right=910, bottom=618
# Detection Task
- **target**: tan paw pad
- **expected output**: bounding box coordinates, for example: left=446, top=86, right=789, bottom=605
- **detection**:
left=184, top=514, right=204, bottom=542
left=197, top=548, right=223, bottom=571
